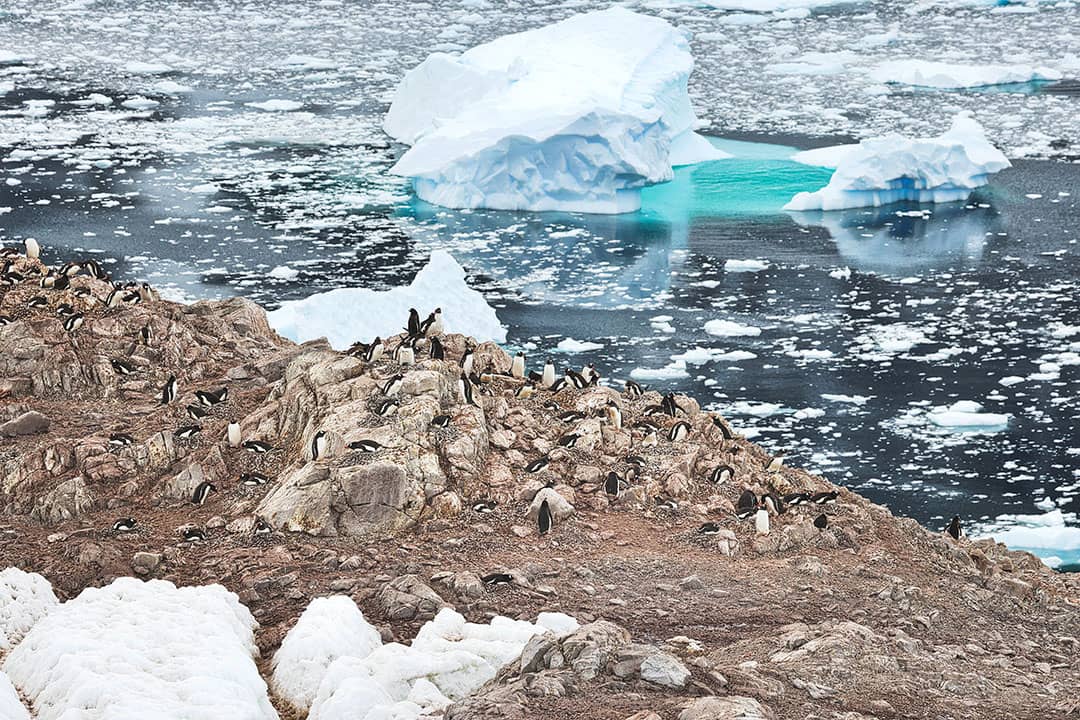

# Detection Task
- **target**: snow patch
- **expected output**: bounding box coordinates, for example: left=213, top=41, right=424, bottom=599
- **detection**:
left=0, top=672, right=29, bottom=720
left=0, top=567, right=59, bottom=651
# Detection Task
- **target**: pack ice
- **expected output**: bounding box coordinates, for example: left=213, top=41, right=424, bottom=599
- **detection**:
left=384, top=7, right=728, bottom=213
left=784, top=114, right=1010, bottom=211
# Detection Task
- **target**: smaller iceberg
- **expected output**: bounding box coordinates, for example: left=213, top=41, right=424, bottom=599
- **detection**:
left=267, top=251, right=506, bottom=349
left=869, top=59, right=1062, bottom=89
left=384, top=7, right=727, bottom=214
left=784, top=114, right=1010, bottom=211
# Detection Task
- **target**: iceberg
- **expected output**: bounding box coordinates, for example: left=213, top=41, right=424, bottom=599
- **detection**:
left=267, top=250, right=506, bottom=349
left=384, top=7, right=728, bottom=214
left=869, top=59, right=1062, bottom=89
left=784, top=114, right=1010, bottom=211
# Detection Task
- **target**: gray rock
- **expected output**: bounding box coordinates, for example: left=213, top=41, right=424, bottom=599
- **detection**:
left=132, top=552, right=162, bottom=575
left=377, top=574, right=447, bottom=621
left=31, top=476, right=95, bottom=524
left=679, top=696, right=774, bottom=720
left=0, top=410, right=49, bottom=437
left=639, top=651, right=692, bottom=688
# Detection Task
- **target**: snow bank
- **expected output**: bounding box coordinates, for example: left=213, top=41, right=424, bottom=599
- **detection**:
left=384, top=7, right=728, bottom=213
left=870, top=59, right=1062, bottom=89
left=298, top=607, right=578, bottom=720
left=2, top=577, right=276, bottom=720
left=784, top=114, right=1010, bottom=211
left=0, top=567, right=58, bottom=651
left=267, top=250, right=506, bottom=349
left=0, top=672, right=30, bottom=720
left=271, top=596, right=382, bottom=713
left=927, top=401, right=1009, bottom=430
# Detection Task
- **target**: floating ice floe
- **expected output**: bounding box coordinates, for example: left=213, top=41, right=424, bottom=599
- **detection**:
left=978, top=509, right=1080, bottom=569
left=556, top=338, right=604, bottom=352
left=245, top=99, right=305, bottom=112
left=124, top=60, right=174, bottom=75
left=279, top=603, right=578, bottom=720
left=703, top=319, right=762, bottom=337
left=724, top=259, right=770, bottom=272
left=927, top=401, right=1010, bottom=431
left=642, top=0, right=868, bottom=10
left=869, top=59, right=1062, bottom=89
left=383, top=7, right=728, bottom=213
left=2, top=577, right=276, bottom=720
left=784, top=114, right=1010, bottom=211
left=267, top=250, right=506, bottom=349
left=268, top=265, right=299, bottom=281
left=0, top=567, right=58, bottom=651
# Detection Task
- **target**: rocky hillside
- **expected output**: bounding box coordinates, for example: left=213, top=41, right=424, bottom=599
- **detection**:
left=1, top=250, right=1078, bottom=720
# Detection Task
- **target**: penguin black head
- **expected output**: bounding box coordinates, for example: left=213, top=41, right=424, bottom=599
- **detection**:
left=112, top=517, right=136, bottom=533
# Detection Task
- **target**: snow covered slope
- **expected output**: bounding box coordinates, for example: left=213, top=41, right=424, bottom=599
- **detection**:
left=784, top=114, right=1010, bottom=211
left=267, top=250, right=506, bottom=349
left=0, top=672, right=30, bottom=720
left=3, top=577, right=277, bottom=720
left=870, top=59, right=1062, bottom=89
left=0, top=567, right=58, bottom=651
left=384, top=7, right=728, bottom=213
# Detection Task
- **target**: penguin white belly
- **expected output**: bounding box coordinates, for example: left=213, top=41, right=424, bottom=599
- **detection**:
left=755, top=508, right=770, bottom=536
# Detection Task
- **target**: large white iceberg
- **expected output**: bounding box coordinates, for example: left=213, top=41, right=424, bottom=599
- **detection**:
left=384, top=7, right=728, bottom=213
left=267, top=250, right=506, bottom=349
left=870, top=59, right=1062, bottom=89
left=784, top=115, right=1010, bottom=211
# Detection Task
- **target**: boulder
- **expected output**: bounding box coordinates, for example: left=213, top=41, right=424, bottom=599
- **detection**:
left=679, top=696, right=774, bottom=720
left=0, top=410, right=49, bottom=437
left=377, top=575, right=447, bottom=621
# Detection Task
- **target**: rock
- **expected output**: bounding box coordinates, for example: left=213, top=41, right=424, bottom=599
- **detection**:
left=31, top=476, right=95, bottom=524
left=0, top=410, right=49, bottom=437
left=624, top=713, right=663, bottom=720
left=376, top=574, right=447, bottom=620
left=527, top=487, right=575, bottom=525
left=131, top=552, right=162, bottom=575
left=679, top=575, right=705, bottom=590
left=679, top=696, right=774, bottom=720
left=639, top=651, right=692, bottom=688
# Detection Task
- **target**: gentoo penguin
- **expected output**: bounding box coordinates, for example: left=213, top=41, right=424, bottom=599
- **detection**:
left=762, top=493, right=785, bottom=515
left=60, top=262, right=82, bottom=277
left=764, top=454, right=786, bottom=472
left=755, top=507, right=770, bottom=536
left=537, top=499, right=553, bottom=535
left=310, top=430, right=328, bottom=460
left=347, top=439, right=382, bottom=452
left=711, top=415, right=734, bottom=441
left=108, top=433, right=134, bottom=447
left=548, top=377, right=568, bottom=393
left=624, top=379, right=644, bottom=398
left=525, top=456, right=550, bottom=473
left=112, top=517, right=136, bottom=533
left=376, top=399, right=399, bottom=417
left=735, top=489, right=758, bottom=519
left=406, top=308, right=421, bottom=337
left=460, top=345, right=475, bottom=376
left=381, top=374, right=403, bottom=397
left=605, top=400, right=623, bottom=429
left=121, top=290, right=142, bottom=304
left=0, top=315, right=10, bottom=326
left=581, top=363, right=599, bottom=385
left=541, top=359, right=556, bottom=389
left=459, top=372, right=477, bottom=407
left=240, top=472, right=269, bottom=486
left=481, top=572, right=514, bottom=586
left=394, top=341, right=415, bottom=366
left=174, top=425, right=201, bottom=440
left=140, top=325, right=153, bottom=345
left=429, top=337, right=445, bottom=360
left=182, top=527, right=207, bottom=542
left=810, top=490, right=839, bottom=505
left=558, top=410, right=585, bottom=423
left=697, top=522, right=721, bottom=536
left=709, top=464, right=734, bottom=484
left=227, top=422, right=241, bottom=448
left=814, top=513, right=829, bottom=530
left=195, top=387, right=228, bottom=406
left=160, top=375, right=177, bottom=405
left=655, top=496, right=679, bottom=511
left=542, top=400, right=560, bottom=412
left=557, top=432, right=579, bottom=448
left=105, top=287, right=123, bottom=308
left=668, top=421, right=691, bottom=442
left=242, top=439, right=274, bottom=454
left=783, top=492, right=810, bottom=506
left=565, top=368, right=589, bottom=390
left=62, top=313, right=84, bottom=332
left=191, top=481, right=216, bottom=505
left=661, top=393, right=680, bottom=418
left=625, top=455, right=646, bottom=477
left=111, top=358, right=135, bottom=375
left=514, top=384, right=534, bottom=399
left=27, top=295, right=48, bottom=309
left=185, top=404, right=208, bottom=421
left=946, top=515, right=962, bottom=540
left=511, top=352, right=526, bottom=379
left=253, top=518, right=273, bottom=536
left=365, top=337, right=384, bottom=363
left=604, top=471, right=621, bottom=497
left=56, top=302, right=76, bottom=317
left=24, top=238, right=40, bottom=260
left=84, top=259, right=108, bottom=280
left=430, top=414, right=451, bottom=428
left=472, top=499, right=497, bottom=514
left=420, top=307, right=442, bottom=337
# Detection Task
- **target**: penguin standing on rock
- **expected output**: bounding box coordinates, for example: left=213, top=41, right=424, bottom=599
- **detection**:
left=459, top=372, right=478, bottom=407
left=814, top=513, right=829, bottom=530
left=160, top=375, right=178, bottom=405
left=420, top=308, right=443, bottom=337
left=604, top=471, right=622, bottom=498
left=755, top=506, right=770, bottom=536
left=624, top=379, right=644, bottom=398
left=365, top=337, right=384, bottom=363
left=541, top=359, right=556, bottom=389
left=311, top=430, right=328, bottom=461
left=227, top=422, right=242, bottom=448
left=406, top=308, right=421, bottom=338
left=460, top=345, right=475, bottom=376
left=537, top=499, right=553, bottom=535
left=946, top=515, right=962, bottom=541
left=511, top=352, right=526, bottom=379
left=605, top=400, right=622, bottom=430
left=24, top=239, right=40, bottom=260
left=429, top=337, right=445, bottom=361
left=668, top=421, right=691, bottom=442
left=191, top=481, right=216, bottom=506
left=735, top=489, right=758, bottom=519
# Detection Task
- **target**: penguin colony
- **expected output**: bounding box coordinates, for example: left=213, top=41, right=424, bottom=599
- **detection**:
left=1, top=244, right=862, bottom=549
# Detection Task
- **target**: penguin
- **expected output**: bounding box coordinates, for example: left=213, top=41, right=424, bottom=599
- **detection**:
left=557, top=433, right=580, bottom=448
left=0, top=315, right=10, bottom=326
left=643, top=404, right=667, bottom=417
left=525, top=456, right=550, bottom=473
left=191, top=481, right=216, bottom=505
left=625, top=455, right=646, bottom=472
left=460, top=346, right=475, bottom=376
left=764, top=454, right=786, bottom=472
left=814, top=513, right=829, bottom=530
left=174, top=425, right=201, bottom=440
left=511, top=352, right=526, bottom=379
left=195, top=387, right=228, bottom=406
left=548, top=377, right=568, bottom=393
left=762, top=493, right=785, bottom=515
left=542, top=400, right=561, bottom=412
left=783, top=492, right=810, bottom=506
left=253, top=517, right=273, bottom=536
left=394, top=341, right=415, bottom=366
left=697, top=522, right=721, bottom=536
left=946, top=515, right=962, bottom=541
left=108, top=433, right=134, bottom=447
left=810, top=490, right=839, bottom=505
left=604, top=471, right=621, bottom=497
left=310, top=430, right=328, bottom=460
left=661, top=393, right=681, bottom=418
left=62, top=313, right=84, bottom=332
left=459, top=372, right=477, bottom=407
left=376, top=399, right=399, bottom=417
left=121, top=290, right=142, bottom=304
left=537, top=499, right=553, bottom=535
left=60, top=262, right=82, bottom=277
left=605, top=400, right=622, bottom=429
left=381, top=374, right=403, bottom=397
left=160, top=375, right=177, bottom=405
left=347, top=340, right=369, bottom=358
left=185, top=404, right=208, bottom=421
left=668, top=421, right=691, bottom=442
left=140, top=325, right=153, bottom=345
left=709, top=464, right=734, bottom=484
left=27, top=295, right=48, bottom=309
left=481, top=572, right=514, bottom=586
left=755, top=507, right=770, bottom=536
left=430, top=414, right=451, bottom=428
left=240, top=472, right=269, bottom=486
left=654, top=496, right=679, bottom=511
left=105, top=288, right=123, bottom=308
left=711, top=415, right=734, bottom=441
left=55, top=302, right=76, bottom=317
left=24, top=238, right=40, bottom=259
left=641, top=427, right=659, bottom=448
left=735, top=489, right=758, bottom=519
left=581, top=363, right=599, bottom=385
left=365, top=337, right=384, bottom=363
left=420, top=307, right=442, bottom=337
left=227, top=422, right=241, bottom=448
left=565, top=368, right=589, bottom=390
left=112, top=517, right=136, bottom=533
left=84, top=259, right=108, bottom=280
left=558, top=410, right=585, bottom=423
left=406, top=308, right=421, bottom=337
left=242, top=440, right=274, bottom=454
left=624, top=379, right=644, bottom=398
left=111, top=358, right=135, bottom=376
left=182, top=527, right=207, bottom=542
left=514, top=384, right=534, bottom=400
left=347, top=439, right=382, bottom=452
left=472, top=499, right=498, bottom=514
left=429, top=336, right=445, bottom=361
left=72, top=287, right=91, bottom=300
left=541, top=359, right=555, bottom=389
